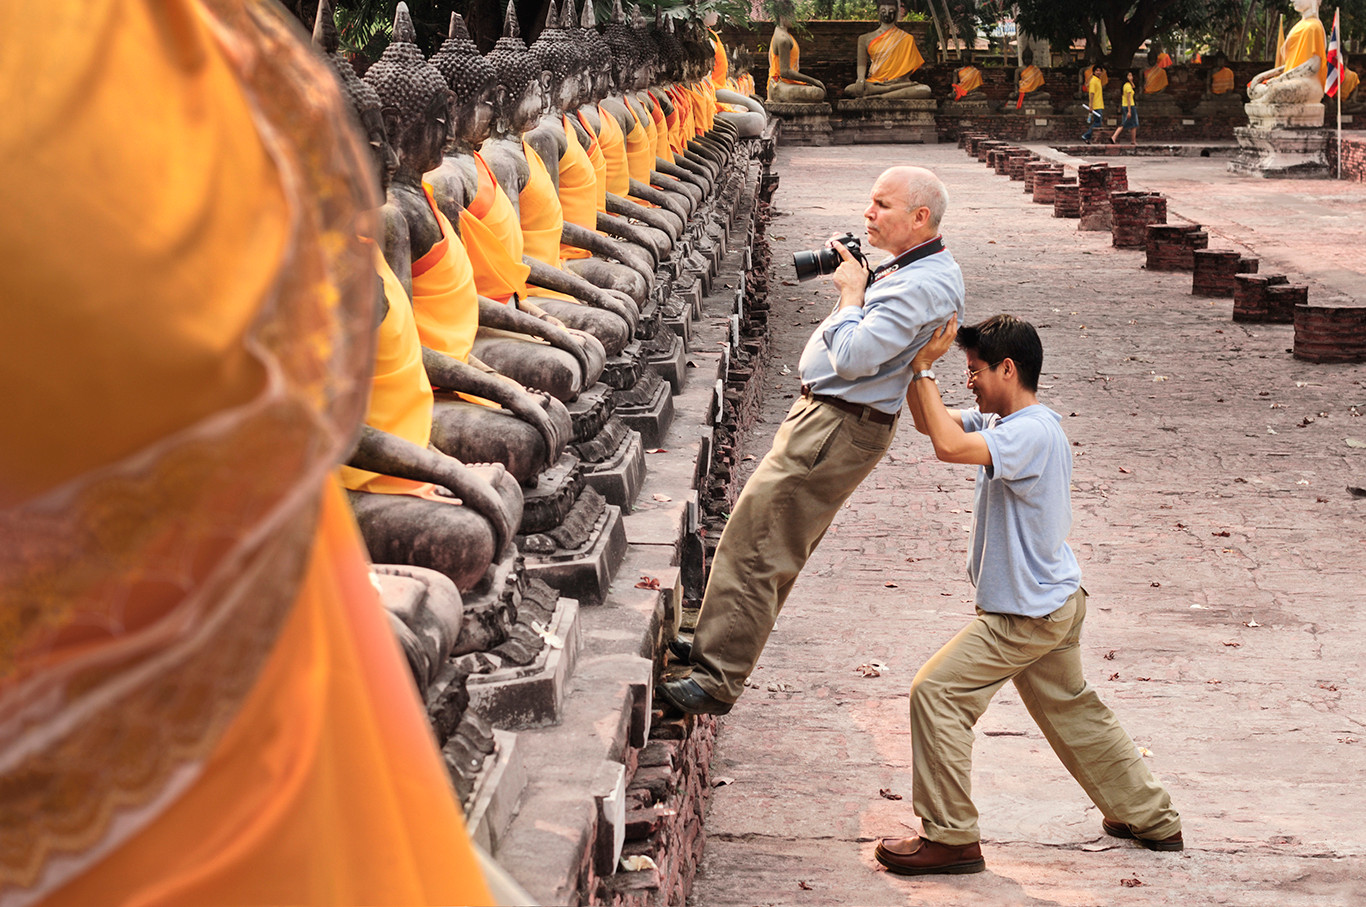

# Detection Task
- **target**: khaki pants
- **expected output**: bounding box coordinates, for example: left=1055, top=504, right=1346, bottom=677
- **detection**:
left=691, top=395, right=896, bottom=702
left=910, top=588, right=1182, bottom=845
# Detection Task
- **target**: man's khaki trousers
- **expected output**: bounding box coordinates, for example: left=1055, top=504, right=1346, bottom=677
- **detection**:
left=910, top=588, right=1183, bottom=845
left=690, top=395, right=896, bottom=703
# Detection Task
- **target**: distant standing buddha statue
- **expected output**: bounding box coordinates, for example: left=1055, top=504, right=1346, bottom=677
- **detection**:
left=844, top=0, right=932, bottom=100
left=1246, top=0, right=1328, bottom=127
left=766, top=1, right=825, bottom=103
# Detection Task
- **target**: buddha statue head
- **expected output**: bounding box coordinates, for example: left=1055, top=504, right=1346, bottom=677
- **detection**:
left=530, top=0, right=587, bottom=114
left=1147, top=46, right=1161, bottom=68
left=654, top=17, right=687, bottom=84
left=431, top=13, right=501, bottom=151
left=362, top=3, right=452, bottom=183
left=486, top=0, right=549, bottom=137
left=603, top=0, right=640, bottom=92
left=876, top=1, right=899, bottom=25
left=314, top=0, right=397, bottom=192
left=1021, top=47, right=1034, bottom=68
left=573, top=0, right=614, bottom=102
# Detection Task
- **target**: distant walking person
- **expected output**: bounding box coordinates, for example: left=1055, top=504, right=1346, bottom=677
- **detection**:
left=874, top=314, right=1183, bottom=876
left=658, top=167, right=966, bottom=716
left=1112, top=70, right=1140, bottom=145
left=1082, top=63, right=1106, bottom=143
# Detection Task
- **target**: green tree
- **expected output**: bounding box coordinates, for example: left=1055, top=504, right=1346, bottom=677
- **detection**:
left=1014, top=0, right=1249, bottom=67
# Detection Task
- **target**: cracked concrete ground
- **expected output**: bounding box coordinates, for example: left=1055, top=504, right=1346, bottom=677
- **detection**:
left=688, top=143, right=1366, bottom=906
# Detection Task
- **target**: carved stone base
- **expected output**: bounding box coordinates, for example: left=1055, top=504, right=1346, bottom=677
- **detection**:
left=834, top=97, right=937, bottom=144
left=1245, top=100, right=1325, bottom=129
left=1230, top=126, right=1331, bottom=178
left=1138, top=95, right=1184, bottom=118
left=518, top=453, right=583, bottom=535
left=642, top=326, right=687, bottom=394
left=1006, top=92, right=1052, bottom=116
left=466, top=593, right=582, bottom=729
left=615, top=369, right=675, bottom=449
left=519, top=496, right=627, bottom=604
left=766, top=101, right=833, bottom=146
left=464, top=729, right=526, bottom=852
left=1192, top=95, right=1245, bottom=119
left=939, top=96, right=993, bottom=117
left=578, top=419, right=646, bottom=509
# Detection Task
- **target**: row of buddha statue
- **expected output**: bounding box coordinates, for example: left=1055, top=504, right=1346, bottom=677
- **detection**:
left=305, top=0, right=763, bottom=784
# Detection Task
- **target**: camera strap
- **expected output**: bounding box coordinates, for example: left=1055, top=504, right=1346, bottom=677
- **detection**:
left=870, top=236, right=945, bottom=285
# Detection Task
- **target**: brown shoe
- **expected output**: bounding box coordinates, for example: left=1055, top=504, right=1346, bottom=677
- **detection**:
left=874, top=836, right=985, bottom=875
left=1102, top=818, right=1185, bottom=852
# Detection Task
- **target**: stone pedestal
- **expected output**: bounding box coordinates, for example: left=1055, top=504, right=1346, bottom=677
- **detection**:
left=833, top=97, right=937, bottom=144
left=1007, top=92, right=1052, bottom=116
left=1244, top=100, right=1325, bottom=129
left=1192, top=93, right=1244, bottom=119
left=940, top=95, right=992, bottom=118
left=1138, top=93, right=1184, bottom=118
left=1230, top=125, right=1331, bottom=178
left=766, top=101, right=833, bottom=146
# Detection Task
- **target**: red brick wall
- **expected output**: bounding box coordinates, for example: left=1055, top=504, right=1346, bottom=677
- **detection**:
left=1328, top=135, right=1366, bottom=181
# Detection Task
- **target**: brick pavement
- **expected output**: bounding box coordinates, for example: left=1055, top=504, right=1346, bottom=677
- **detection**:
left=689, top=144, right=1366, bottom=906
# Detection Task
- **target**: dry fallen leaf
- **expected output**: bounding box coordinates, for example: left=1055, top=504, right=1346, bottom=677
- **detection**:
left=652, top=493, right=672, bottom=502
left=712, top=776, right=735, bottom=787
left=1223, top=641, right=1242, bottom=648
left=1212, top=530, right=1231, bottom=537
left=646, top=447, right=668, bottom=454
left=1345, top=438, right=1366, bottom=449
left=634, top=576, right=661, bottom=590
left=1350, top=486, right=1366, bottom=498
left=1104, top=650, right=1117, bottom=660
left=1120, top=877, right=1144, bottom=888
left=1138, top=746, right=1154, bottom=757
left=855, top=663, right=885, bottom=677
left=879, top=788, right=903, bottom=800
left=742, top=454, right=756, bottom=461
left=884, top=581, right=899, bottom=588
left=798, top=881, right=813, bottom=891
left=1108, top=672, right=1120, bottom=681
left=1150, top=582, right=1161, bottom=587
left=621, top=855, right=658, bottom=872
left=1246, top=619, right=1260, bottom=628
left=1118, top=467, right=1131, bottom=474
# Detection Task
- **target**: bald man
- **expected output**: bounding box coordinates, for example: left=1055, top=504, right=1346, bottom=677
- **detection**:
left=661, top=167, right=966, bottom=715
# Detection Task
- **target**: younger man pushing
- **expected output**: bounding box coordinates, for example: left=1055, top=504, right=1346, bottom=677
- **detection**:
left=875, top=314, right=1183, bottom=876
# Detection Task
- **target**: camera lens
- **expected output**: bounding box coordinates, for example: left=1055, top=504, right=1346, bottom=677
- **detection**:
left=792, top=246, right=840, bottom=282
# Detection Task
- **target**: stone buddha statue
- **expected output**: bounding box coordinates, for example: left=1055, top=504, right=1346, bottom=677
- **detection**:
left=1193, top=51, right=1242, bottom=117
left=1246, top=0, right=1328, bottom=127
left=1139, top=46, right=1185, bottom=116
left=1012, top=46, right=1050, bottom=112
left=1142, top=46, right=1170, bottom=95
left=948, top=63, right=985, bottom=102
left=315, top=4, right=523, bottom=598
left=363, top=5, right=586, bottom=489
left=845, top=1, right=931, bottom=100
left=646, top=15, right=738, bottom=177
left=1341, top=63, right=1364, bottom=113
left=704, top=10, right=768, bottom=136
left=766, top=1, right=825, bottom=103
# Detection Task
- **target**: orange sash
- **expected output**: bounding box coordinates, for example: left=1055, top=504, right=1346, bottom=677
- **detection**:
left=649, top=93, right=670, bottom=161
left=458, top=153, right=531, bottom=304
left=577, top=111, right=610, bottom=212
left=339, top=246, right=440, bottom=497
left=559, top=115, right=597, bottom=258
left=624, top=106, right=654, bottom=184
left=1211, top=67, right=1235, bottom=94
left=710, top=29, right=727, bottom=87
left=952, top=66, right=982, bottom=100
left=597, top=105, right=631, bottom=196
left=769, top=40, right=804, bottom=85
left=520, top=141, right=565, bottom=267
left=866, top=28, right=924, bottom=83
left=412, top=184, right=481, bottom=361
left=1019, top=64, right=1044, bottom=93
left=1282, top=16, right=1328, bottom=92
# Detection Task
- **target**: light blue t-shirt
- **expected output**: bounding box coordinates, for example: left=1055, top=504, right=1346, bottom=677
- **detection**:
left=961, top=404, right=1081, bottom=618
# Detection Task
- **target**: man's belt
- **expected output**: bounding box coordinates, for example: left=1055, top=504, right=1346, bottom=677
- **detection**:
left=800, top=385, right=897, bottom=425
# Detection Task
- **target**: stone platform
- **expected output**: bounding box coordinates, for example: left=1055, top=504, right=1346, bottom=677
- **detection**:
left=833, top=97, right=937, bottom=144
left=1230, top=125, right=1332, bottom=178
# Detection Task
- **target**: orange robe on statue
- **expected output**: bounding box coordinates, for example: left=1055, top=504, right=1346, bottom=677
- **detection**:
left=769, top=40, right=805, bottom=85
left=412, top=184, right=482, bottom=362
left=624, top=107, right=654, bottom=184
left=597, top=106, right=632, bottom=196
left=559, top=116, right=598, bottom=259
left=1211, top=66, right=1235, bottom=94
left=460, top=152, right=532, bottom=304
left=710, top=29, right=728, bottom=87
left=866, top=27, right=925, bottom=83
left=1281, top=16, right=1328, bottom=93
left=0, top=3, right=493, bottom=906
left=1143, top=65, right=1169, bottom=93
left=577, top=110, right=611, bottom=212
left=952, top=65, right=982, bottom=100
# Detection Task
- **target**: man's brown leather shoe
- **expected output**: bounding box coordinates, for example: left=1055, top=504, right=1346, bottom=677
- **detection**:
left=1102, top=818, right=1185, bottom=852
left=874, top=836, right=985, bottom=875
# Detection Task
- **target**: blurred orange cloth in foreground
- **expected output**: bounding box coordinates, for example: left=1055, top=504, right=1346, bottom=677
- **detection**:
left=0, top=2, right=492, bottom=905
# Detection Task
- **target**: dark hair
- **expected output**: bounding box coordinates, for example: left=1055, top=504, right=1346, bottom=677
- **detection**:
left=956, top=314, right=1043, bottom=392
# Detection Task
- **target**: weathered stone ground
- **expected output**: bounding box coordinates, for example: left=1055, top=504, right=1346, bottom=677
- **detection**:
left=689, top=143, right=1366, bottom=906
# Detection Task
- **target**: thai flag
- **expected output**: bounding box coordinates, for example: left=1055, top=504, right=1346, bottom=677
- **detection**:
left=1326, top=8, right=1344, bottom=98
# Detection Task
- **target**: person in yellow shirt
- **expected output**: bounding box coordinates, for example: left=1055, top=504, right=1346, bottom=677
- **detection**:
left=1111, top=70, right=1140, bottom=145
left=1082, top=63, right=1107, bottom=143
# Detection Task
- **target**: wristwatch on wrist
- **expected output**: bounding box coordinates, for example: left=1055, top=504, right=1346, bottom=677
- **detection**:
left=911, top=369, right=936, bottom=383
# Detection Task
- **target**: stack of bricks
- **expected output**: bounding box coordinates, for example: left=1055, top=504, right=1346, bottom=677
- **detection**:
left=1032, top=169, right=1066, bottom=204
left=1110, top=192, right=1167, bottom=248
left=1054, top=181, right=1081, bottom=218
left=1294, top=304, right=1366, bottom=362
left=1077, top=163, right=1115, bottom=231
left=977, top=140, right=1007, bottom=163
left=1192, top=250, right=1259, bottom=297
left=1145, top=224, right=1209, bottom=271
left=1232, top=274, right=1303, bottom=322
left=965, top=134, right=992, bottom=157
left=1023, top=161, right=1055, bottom=194
left=1006, top=150, right=1036, bottom=181
left=991, top=147, right=1019, bottom=175
left=1106, top=165, right=1129, bottom=192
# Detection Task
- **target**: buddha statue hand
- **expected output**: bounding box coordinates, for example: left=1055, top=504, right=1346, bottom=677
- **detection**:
left=433, top=462, right=515, bottom=556
left=1248, top=56, right=1323, bottom=103
left=504, top=387, right=569, bottom=463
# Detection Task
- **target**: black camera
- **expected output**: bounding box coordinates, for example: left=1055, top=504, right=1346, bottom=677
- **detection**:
left=792, top=233, right=866, bottom=282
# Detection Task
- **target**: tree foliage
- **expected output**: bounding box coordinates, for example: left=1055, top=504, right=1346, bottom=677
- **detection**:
left=1014, top=0, right=1255, bottom=66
